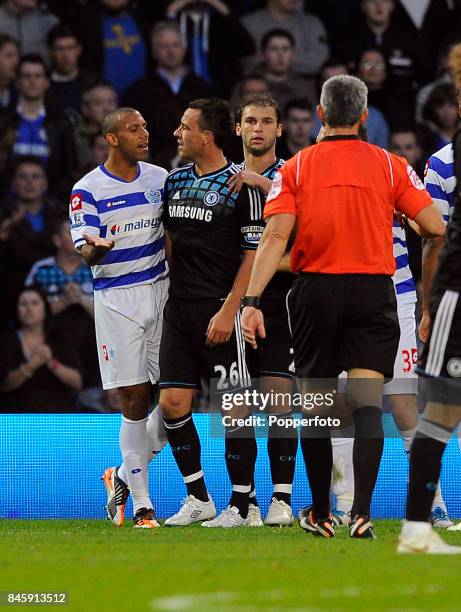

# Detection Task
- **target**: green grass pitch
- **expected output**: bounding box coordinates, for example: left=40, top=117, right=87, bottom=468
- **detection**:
left=1, top=520, right=460, bottom=611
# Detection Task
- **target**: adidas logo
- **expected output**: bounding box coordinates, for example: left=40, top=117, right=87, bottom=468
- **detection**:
left=172, top=191, right=181, bottom=200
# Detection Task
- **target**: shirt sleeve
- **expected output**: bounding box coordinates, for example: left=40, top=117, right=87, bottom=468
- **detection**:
left=391, top=154, right=432, bottom=219
left=69, top=187, right=100, bottom=249
left=162, top=179, right=171, bottom=230
left=237, top=185, right=265, bottom=250
left=424, top=155, right=455, bottom=225
left=263, top=156, right=298, bottom=219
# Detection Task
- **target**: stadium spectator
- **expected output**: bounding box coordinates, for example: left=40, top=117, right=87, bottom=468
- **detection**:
left=0, top=156, right=57, bottom=324
left=230, top=74, right=271, bottom=111
left=356, top=47, right=413, bottom=130
left=0, top=0, right=59, bottom=63
left=47, top=25, right=98, bottom=117
left=71, top=81, right=117, bottom=169
left=165, top=0, right=254, bottom=97
left=0, top=54, right=76, bottom=191
left=73, top=0, right=151, bottom=99
left=346, top=0, right=421, bottom=101
left=241, top=75, right=444, bottom=539
left=277, top=98, right=314, bottom=159
left=25, top=213, right=102, bottom=411
left=0, top=285, right=82, bottom=413
left=123, top=21, right=212, bottom=170
left=422, top=82, right=461, bottom=152
left=313, top=58, right=390, bottom=147
left=57, top=133, right=109, bottom=203
left=241, top=0, right=329, bottom=77
left=0, top=34, right=19, bottom=111
left=252, top=29, right=316, bottom=112
left=415, top=43, right=454, bottom=123
left=394, top=0, right=452, bottom=81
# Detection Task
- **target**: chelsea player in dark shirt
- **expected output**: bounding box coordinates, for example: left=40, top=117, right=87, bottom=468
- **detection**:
left=228, top=95, right=298, bottom=527
left=398, top=126, right=461, bottom=554
left=159, top=98, right=265, bottom=527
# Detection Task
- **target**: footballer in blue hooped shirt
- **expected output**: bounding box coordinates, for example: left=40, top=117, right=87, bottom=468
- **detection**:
left=70, top=107, right=168, bottom=529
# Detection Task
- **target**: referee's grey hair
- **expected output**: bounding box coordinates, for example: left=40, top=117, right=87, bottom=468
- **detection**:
left=320, top=75, right=368, bottom=127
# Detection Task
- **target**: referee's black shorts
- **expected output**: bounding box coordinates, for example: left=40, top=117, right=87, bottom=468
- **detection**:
left=287, top=273, right=399, bottom=379
left=159, top=298, right=251, bottom=391
left=419, top=288, right=461, bottom=379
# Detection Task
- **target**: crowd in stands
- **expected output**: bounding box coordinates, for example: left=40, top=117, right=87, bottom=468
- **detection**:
left=1, top=0, right=461, bottom=412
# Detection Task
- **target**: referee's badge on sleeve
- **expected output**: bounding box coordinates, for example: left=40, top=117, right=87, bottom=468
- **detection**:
left=267, top=172, right=282, bottom=201
left=407, top=165, right=424, bottom=190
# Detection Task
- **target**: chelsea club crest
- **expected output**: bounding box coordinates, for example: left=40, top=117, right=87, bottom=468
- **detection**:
left=204, top=190, right=220, bottom=206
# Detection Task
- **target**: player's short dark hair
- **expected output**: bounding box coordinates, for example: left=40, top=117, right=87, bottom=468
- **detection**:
left=12, top=155, right=47, bottom=176
left=261, top=29, right=295, bottom=52
left=47, top=24, right=80, bottom=48
left=188, top=98, right=234, bottom=149
left=0, top=33, right=19, bottom=52
left=17, top=53, right=49, bottom=78
left=101, top=107, right=140, bottom=136
left=235, top=94, right=281, bottom=125
left=283, top=98, right=312, bottom=120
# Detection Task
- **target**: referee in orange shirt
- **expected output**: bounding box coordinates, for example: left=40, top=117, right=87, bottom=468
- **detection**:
left=241, top=75, right=445, bottom=539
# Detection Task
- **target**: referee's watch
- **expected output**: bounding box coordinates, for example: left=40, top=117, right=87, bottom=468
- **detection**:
left=241, top=296, right=261, bottom=309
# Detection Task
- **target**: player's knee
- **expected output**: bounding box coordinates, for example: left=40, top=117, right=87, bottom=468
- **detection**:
left=119, top=387, right=150, bottom=421
left=160, top=390, right=192, bottom=419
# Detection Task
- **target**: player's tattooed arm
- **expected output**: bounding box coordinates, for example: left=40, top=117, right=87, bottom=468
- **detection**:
left=206, top=249, right=256, bottom=347
left=79, top=233, right=115, bottom=266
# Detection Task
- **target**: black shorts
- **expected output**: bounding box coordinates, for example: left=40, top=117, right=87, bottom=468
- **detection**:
left=159, top=298, right=251, bottom=391
left=287, top=273, right=399, bottom=379
left=247, top=293, right=295, bottom=380
left=419, top=289, right=461, bottom=379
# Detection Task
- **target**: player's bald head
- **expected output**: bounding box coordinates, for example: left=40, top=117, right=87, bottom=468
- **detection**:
left=102, top=107, right=140, bottom=137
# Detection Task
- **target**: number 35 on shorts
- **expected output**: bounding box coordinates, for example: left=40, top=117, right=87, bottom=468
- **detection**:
left=401, top=347, right=418, bottom=374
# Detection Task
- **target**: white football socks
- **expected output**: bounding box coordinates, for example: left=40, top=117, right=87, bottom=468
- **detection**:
left=119, top=415, right=152, bottom=513
left=331, top=435, right=354, bottom=514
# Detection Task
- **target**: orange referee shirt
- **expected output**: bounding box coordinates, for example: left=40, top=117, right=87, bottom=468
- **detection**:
left=264, top=135, right=432, bottom=275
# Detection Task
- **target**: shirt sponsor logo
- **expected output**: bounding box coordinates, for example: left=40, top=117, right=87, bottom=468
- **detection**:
left=407, top=165, right=424, bottom=190
left=145, top=189, right=162, bottom=204
left=70, top=194, right=82, bottom=211
left=204, top=190, right=220, bottom=206
left=106, top=199, right=126, bottom=208
left=267, top=171, right=282, bottom=201
left=109, top=216, right=161, bottom=236
left=241, top=225, right=262, bottom=244
left=169, top=205, right=213, bottom=222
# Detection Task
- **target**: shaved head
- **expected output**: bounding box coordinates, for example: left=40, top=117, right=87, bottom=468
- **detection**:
left=101, top=107, right=139, bottom=136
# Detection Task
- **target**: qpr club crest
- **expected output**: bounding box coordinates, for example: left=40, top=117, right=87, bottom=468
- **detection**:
left=204, top=190, right=220, bottom=206
left=145, top=189, right=162, bottom=204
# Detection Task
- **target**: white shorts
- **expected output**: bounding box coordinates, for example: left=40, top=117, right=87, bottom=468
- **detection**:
left=383, top=300, right=417, bottom=395
left=338, top=300, right=417, bottom=395
left=94, top=278, right=169, bottom=390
